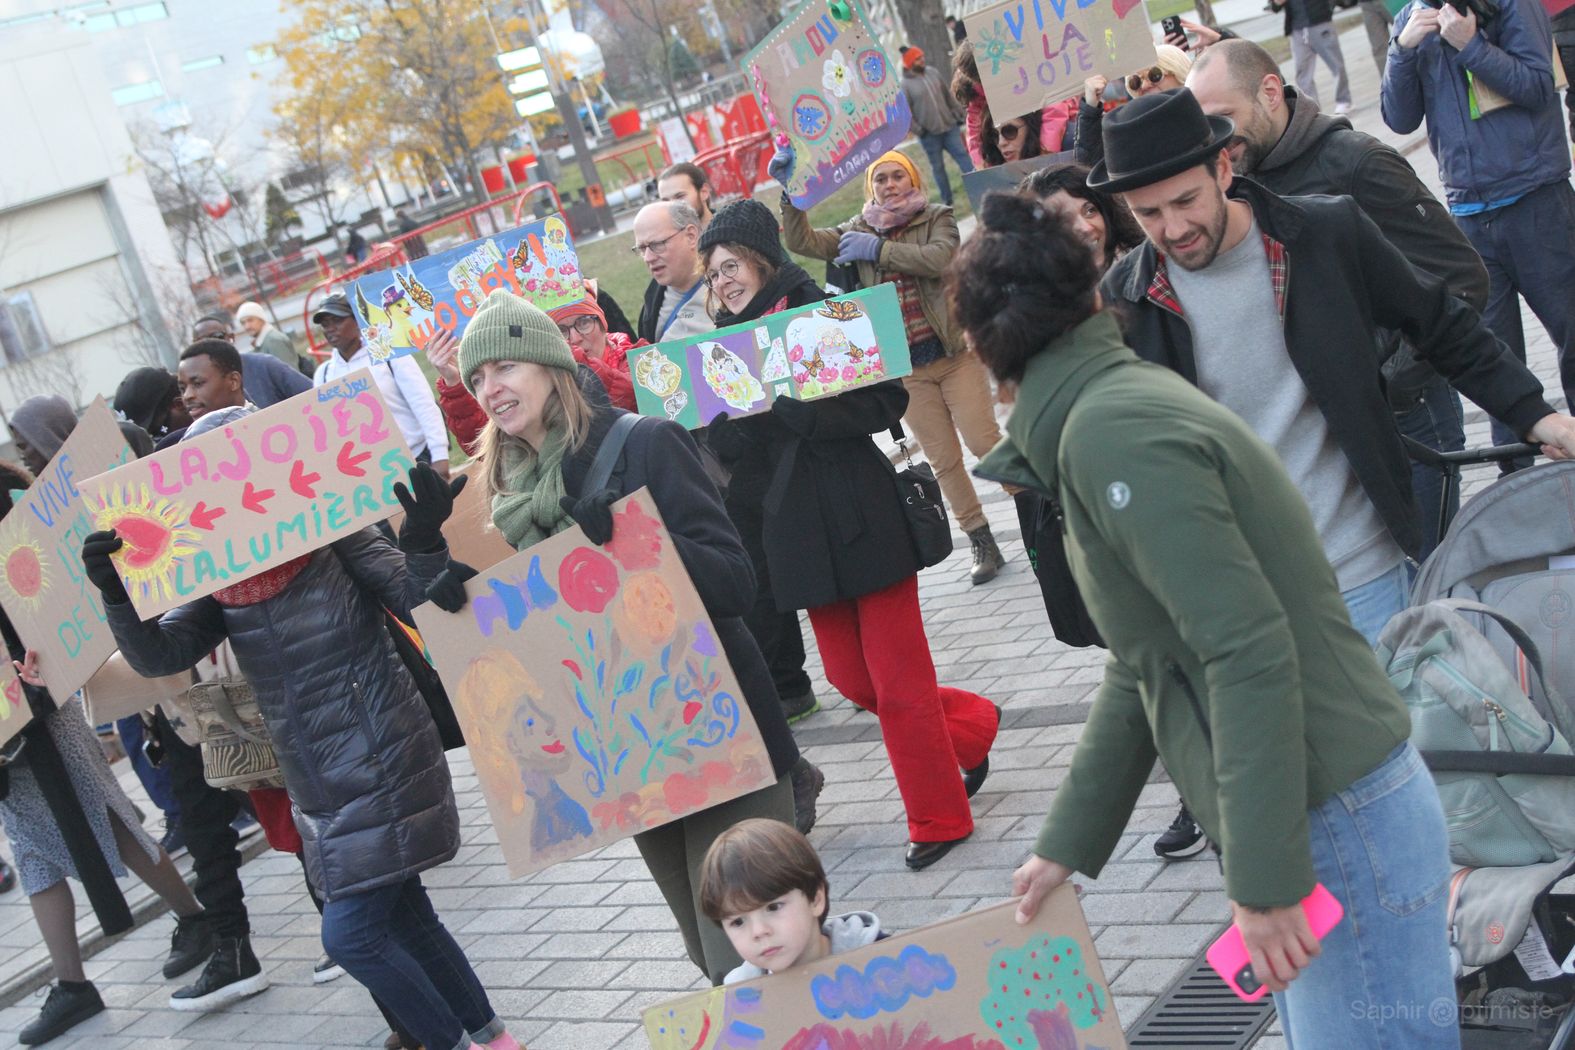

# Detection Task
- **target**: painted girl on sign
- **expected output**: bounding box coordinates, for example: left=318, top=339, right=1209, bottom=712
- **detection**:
left=457, top=650, right=593, bottom=857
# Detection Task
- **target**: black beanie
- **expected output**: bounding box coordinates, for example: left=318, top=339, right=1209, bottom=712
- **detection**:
left=115, top=367, right=179, bottom=435
left=699, top=199, right=788, bottom=265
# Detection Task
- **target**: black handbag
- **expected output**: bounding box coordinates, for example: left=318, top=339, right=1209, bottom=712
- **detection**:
left=1015, top=491, right=1105, bottom=648
left=889, top=425, right=954, bottom=569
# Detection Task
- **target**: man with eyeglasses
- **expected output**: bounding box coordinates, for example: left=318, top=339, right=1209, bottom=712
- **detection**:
left=633, top=201, right=712, bottom=345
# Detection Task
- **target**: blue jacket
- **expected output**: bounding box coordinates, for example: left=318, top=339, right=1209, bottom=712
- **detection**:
left=1380, top=0, right=1567, bottom=209
left=241, top=350, right=312, bottom=408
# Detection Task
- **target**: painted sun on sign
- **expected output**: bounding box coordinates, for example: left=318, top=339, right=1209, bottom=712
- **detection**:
left=92, top=485, right=201, bottom=608
left=0, top=539, right=49, bottom=611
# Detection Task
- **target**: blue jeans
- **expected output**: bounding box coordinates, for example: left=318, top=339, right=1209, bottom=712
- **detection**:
left=1273, top=743, right=1457, bottom=1049
left=1340, top=561, right=1411, bottom=647
left=918, top=126, right=974, bottom=205
left=1394, top=376, right=1465, bottom=558
left=1455, top=182, right=1575, bottom=450
left=320, top=876, right=499, bottom=1050
left=116, top=715, right=180, bottom=824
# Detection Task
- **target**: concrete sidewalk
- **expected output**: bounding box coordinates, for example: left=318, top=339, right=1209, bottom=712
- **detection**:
left=0, top=17, right=1567, bottom=1047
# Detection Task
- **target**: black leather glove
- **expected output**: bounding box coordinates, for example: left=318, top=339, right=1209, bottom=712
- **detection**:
left=426, top=560, right=479, bottom=614
left=81, top=530, right=130, bottom=606
left=393, top=462, right=467, bottom=553
left=558, top=490, right=619, bottom=545
left=770, top=395, right=817, bottom=437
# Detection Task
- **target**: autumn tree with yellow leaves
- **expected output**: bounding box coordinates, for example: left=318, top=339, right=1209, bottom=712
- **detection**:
left=271, top=0, right=521, bottom=211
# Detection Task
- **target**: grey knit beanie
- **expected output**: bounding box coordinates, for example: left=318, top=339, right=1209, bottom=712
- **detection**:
left=457, top=290, right=577, bottom=395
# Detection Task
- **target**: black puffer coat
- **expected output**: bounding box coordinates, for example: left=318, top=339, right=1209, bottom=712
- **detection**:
left=106, top=528, right=458, bottom=901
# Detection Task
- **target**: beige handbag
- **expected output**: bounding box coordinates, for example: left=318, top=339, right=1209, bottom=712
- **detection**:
left=186, top=677, right=285, bottom=790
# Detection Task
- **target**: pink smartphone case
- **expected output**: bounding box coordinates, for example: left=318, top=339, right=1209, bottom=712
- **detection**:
left=1206, top=883, right=1345, bottom=1002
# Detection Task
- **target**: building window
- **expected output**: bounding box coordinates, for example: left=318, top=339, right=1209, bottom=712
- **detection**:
left=246, top=44, right=278, bottom=64
left=0, top=293, right=53, bottom=366
left=116, top=2, right=169, bottom=25
left=111, top=79, right=164, bottom=106
left=181, top=54, right=225, bottom=72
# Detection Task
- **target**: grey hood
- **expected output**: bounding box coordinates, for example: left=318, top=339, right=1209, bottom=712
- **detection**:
left=10, top=395, right=77, bottom=461
left=1260, top=88, right=1350, bottom=173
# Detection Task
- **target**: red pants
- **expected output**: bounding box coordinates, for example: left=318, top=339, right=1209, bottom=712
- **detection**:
left=807, top=575, right=999, bottom=843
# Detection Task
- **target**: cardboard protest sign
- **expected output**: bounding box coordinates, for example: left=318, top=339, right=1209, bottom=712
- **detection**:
left=965, top=0, right=1157, bottom=121
left=0, top=399, right=132, bottom=702
left=81, top=652, right=193, bottom=727
left=411, top=490, right=775, bottom=877
left=0, top=662, right=27, bottom=750
left=385, top=460, right=515, bottom=572
left=742, top=0, right=912, bottom=210
left=629, top=284, right=910, bottom=428
left=644, top=887, right=1126, bottom=1049
left=962, top=150, right=1076, bottom=213
left=347, top=216, right=586, bottom=362
left=83, top=371, right=415, bottom=620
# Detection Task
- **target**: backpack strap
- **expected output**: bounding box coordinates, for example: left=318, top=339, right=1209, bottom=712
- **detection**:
left=584, top=413, right=641, bottom=494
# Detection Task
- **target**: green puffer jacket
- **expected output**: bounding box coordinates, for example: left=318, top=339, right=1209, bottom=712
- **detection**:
left=780, top=199, right=964, bottom=356
left=976, top=312, right=1411, bottom=908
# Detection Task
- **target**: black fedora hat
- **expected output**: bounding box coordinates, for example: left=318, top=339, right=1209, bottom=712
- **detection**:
left=1087, top=88, right=1235, bottom=193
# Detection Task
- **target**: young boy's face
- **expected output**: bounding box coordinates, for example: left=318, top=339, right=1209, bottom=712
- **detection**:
left=721, top=887, right=829, bottom=973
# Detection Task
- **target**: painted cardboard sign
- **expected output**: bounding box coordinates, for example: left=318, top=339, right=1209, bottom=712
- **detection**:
left=629, top=284, right=910, bottom=429
left=0, top=662, right=27, bottom=750
left=411, top=490, right=775, bottom=877
left=742, top=0, right=912, bottom=210
left=962, top=150, right=1075, bottom=213
left=965, top=0, right=1157, bottom=121
left=644, top=887, right=1126, bottom=1049
left=0, top=399, right=132, bottom=703
left=347, top=216, right=586, bottom=361
left=82, top=371, right=415, bottom=620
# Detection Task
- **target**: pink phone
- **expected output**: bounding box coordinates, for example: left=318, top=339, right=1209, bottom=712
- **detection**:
left=1206, top=883, right=1344, bottom=1002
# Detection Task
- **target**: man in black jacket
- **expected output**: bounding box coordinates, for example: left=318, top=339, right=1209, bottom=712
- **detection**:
left=1187, top=39, right=1489, bottom=554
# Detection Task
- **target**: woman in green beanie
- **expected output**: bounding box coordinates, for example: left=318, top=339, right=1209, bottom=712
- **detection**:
left=398, top=289, right=803, bottom=985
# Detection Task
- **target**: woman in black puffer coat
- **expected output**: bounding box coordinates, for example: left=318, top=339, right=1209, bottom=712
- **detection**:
left=698, top=201, right=1001, bottom=874
left=86, top=408, right=517, bottom=1050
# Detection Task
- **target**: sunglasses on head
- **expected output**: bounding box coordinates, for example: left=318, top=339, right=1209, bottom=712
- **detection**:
left=1127, top=66, right=1165, bottom=93
left=998, top=121, right=1024, bottom=141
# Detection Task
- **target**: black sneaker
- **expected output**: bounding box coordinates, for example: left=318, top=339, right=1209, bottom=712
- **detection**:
left=159, top=821, right=188, bottom=858
left=0, top=858, right=15, bottom=894
left=163, top=912, right=215, bottom=979
left=19, top=981, right=104, bottom=1045
left=312, top=955, right=345, bottom=984
left=790, top=757, right=826, bottom=835
left=1154, top=803, right=1208, bottom=860
left=169, top=935, right=269, bottom=1011
left=781, top=688, right=820, bottom=724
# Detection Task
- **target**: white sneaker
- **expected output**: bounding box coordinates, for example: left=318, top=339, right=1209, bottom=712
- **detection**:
left=1334, top=101, right=1352, bottom=115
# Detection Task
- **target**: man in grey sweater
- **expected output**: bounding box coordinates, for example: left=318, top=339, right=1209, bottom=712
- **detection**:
left=899, top=46, right=974, bottom=206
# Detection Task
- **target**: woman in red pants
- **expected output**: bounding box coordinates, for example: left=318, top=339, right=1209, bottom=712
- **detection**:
left=700, top=201, right=1001, bottom=870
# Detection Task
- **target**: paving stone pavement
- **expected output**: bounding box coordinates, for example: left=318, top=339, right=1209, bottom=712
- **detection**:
left=0, top=22, right=1569, bottom=1048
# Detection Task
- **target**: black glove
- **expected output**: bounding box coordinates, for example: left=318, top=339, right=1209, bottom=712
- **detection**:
left=770, top=395, right=817, bottom=437
left=81, top=530, right=130, bottom=606
left=706, top=412, right=745, bottom=461
left=558, top=489, right=619, bottom=545
left=393, top=462, right=467, bottom=553
left=426, top=560, right=479, bottom=614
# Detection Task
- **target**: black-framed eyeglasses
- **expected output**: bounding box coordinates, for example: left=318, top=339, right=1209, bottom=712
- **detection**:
left=997, top=121, right=1024, bottom=141
left=1127, top=66, right=1165, bottom=93
left=705, top=258, right=745, bottom=286
left=555, top=316, right=601, bottom=338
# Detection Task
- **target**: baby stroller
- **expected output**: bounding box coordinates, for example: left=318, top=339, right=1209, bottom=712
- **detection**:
left=1394, top=441, right=1575, bottom=1048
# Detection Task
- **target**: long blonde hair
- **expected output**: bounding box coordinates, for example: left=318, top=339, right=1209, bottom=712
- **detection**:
left=476, top=368, right=595, bottom=504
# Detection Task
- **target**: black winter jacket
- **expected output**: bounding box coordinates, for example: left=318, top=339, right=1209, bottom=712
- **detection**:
left=106, top=528, right=459, bottom=901
left=1103, top=178, right=1554, bottom=560
left=1252, top=89, right=1490, bottom=406
left=1272, top=0, right=1334, bottom=33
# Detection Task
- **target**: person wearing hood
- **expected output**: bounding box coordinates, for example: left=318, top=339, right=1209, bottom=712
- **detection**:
left=1188, top=39, right=1488, bottom=557
left=777, top=149, right=1011, bottom=586
left=85, top=406, right=520, bottom=1050
left=699, top=818, right=885, bottom=984
left=235, top=301, right=313, bottom=376
left=114, top=367, right=192, bottom=449
left=713, top=199, right=1001, bottom=871
left=8, top=395, right=78, bottom=475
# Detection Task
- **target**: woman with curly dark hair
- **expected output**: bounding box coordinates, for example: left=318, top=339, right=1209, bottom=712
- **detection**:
left=980, top=110, right=1043, bottom=167
left=1019, top=163, right=1145, bottom=273
left=952, top=40, right=1078, bottom=165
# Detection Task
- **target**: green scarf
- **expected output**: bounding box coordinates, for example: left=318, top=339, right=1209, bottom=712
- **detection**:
left=491, top=426, right=573, bottom=550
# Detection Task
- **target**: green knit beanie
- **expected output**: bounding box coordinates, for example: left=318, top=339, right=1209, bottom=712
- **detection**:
left=458, top=289, right=577, bottom=394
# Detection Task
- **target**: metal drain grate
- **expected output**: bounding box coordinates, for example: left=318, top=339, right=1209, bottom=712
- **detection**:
left=1124, top=940, right=1278, bottom=1048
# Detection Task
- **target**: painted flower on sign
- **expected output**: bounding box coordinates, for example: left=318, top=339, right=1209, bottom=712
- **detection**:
left=976, top=25, right=1023, bottom=76
left=558, top=547, right=619, bottom=614
left=822, top=49, right=853, bottom=98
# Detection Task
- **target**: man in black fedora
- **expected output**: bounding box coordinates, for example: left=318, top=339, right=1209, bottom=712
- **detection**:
left=1090, top=85, right=1575, bottom=929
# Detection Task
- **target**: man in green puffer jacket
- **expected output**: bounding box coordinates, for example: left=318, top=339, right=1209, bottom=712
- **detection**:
left=955, top=191, right=1456, bottom=1049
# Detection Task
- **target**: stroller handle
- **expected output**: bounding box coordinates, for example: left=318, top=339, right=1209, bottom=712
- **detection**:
left=1401, top=437, right=1540, bottom=468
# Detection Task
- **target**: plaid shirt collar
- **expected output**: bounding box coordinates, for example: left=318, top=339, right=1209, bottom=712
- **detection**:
left=1146, top=232, right=1288, bottom=321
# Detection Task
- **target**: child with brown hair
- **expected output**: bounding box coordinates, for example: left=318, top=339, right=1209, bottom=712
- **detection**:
left=699, top=818, right=884, bottom=984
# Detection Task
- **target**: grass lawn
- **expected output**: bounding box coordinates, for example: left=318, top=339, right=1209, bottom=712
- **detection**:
left=579, top=141, right=974, bottom=319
